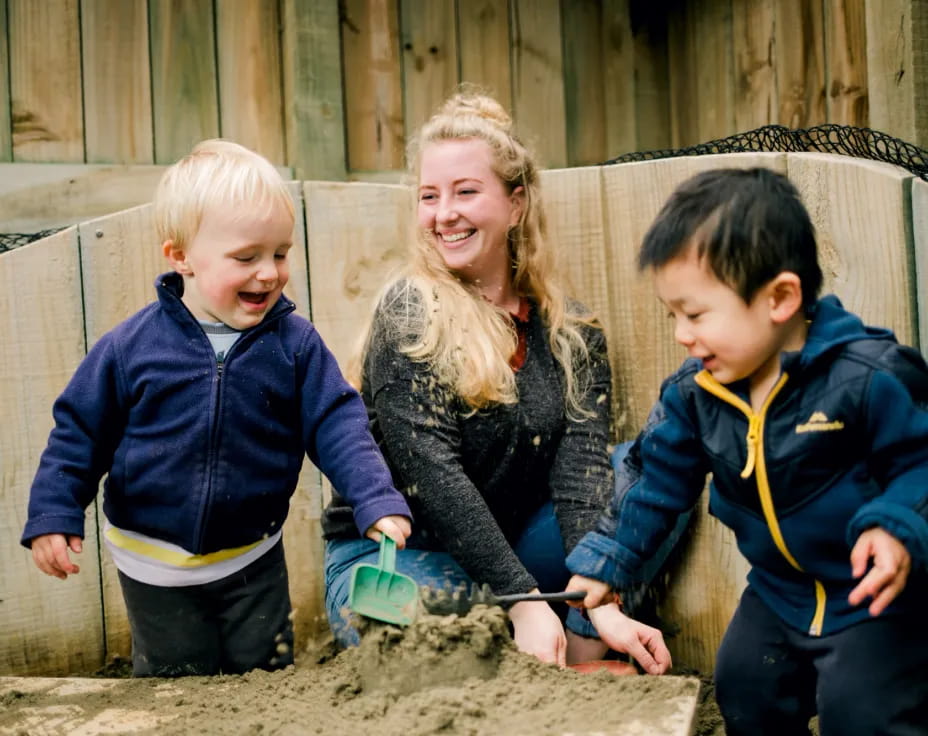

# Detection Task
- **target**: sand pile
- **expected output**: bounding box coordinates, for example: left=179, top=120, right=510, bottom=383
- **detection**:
left=0, top=606, right=701, bottom=736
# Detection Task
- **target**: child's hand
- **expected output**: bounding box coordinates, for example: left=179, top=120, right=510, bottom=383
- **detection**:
left=31, top=534, right=82, bottom=580
left=365, top=514, right=412, bottom=548
left=565, top=574, right=614, bottom=609
left=588, top=602, right=672, bottom=675
left=848, top=527, right=911, bottom=616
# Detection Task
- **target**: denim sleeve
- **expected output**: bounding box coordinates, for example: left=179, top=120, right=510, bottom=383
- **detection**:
left=566, top=376, right=707, bottom=589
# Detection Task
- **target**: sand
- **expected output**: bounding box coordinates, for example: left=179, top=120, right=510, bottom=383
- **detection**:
left=0, top=606, right=706, bottom=736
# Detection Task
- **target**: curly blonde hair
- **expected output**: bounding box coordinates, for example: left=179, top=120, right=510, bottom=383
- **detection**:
left=353, top=88, right=599, bottom=418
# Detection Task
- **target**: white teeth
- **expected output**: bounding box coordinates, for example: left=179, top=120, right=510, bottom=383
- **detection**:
left=442, top=230, right=473, bottom=242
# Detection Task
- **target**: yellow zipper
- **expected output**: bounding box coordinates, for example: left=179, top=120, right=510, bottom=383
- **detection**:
left=694, top=370, right=826, bottom=636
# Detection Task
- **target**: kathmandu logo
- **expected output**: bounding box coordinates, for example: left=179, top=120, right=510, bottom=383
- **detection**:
left=796, top=411, right=845, bottom=433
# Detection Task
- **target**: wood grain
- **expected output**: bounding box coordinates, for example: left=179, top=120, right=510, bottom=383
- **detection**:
left=510, top=0, right=567, bottom=168
left=8, top=0, right=83, bottom=161
left=149, top=0, right=219, bottom=163
left=216, top=0, right=285, bottom=163
left=81, top=0, right=154, bottom=163
left=400, top=0, right=459, bottom=139
left=280, top=0, right=347, bottom=180
left=342, top=0, right=405, bottom=172
left=457, top=0, right=512, bottom=108
left=0, top=228, right=105, bottom=676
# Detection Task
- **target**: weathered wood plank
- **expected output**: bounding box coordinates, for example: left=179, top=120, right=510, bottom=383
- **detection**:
left=0, top=0, right=12, bottom=161
left=913, top=178, right=928, bottom=354
left=540, top=167, right=611, bottom=332
left=8, top=0, right=83, bottom=161
left=303, top=180, right=412, bottom=367
left=775, top=0, right=826, bottom=128
left=666, top=7, right=693, bottom=148
left=601, top=0, right=636, bottom=159
left=401, top=0, right=458, bottom=140
left=0, top=228, right=105, bottom=676
left=457, top=0, right=512, bottom=108
left=540, top=166, right=616, bottom=406
left=303, top=179, right=411, bottom=509
left=280, top=0, right=347, bottom=180
left=667, top=0, right=734, bottom=146
left=602, top=152, right=787, bottom=674
left=510, top=0, right=567, bottom=168
left=149, top=0, right=220, bottom=164
left=732, top=0, right=777, bottom=132
left=80, top=0, right=154, bottom=164
left=563, top=0, right=609, bottom=167
left=0, top=164, right=167, bottom=233
left=865, top=0, right=928, bottom=147
left=691, top=0, right=734, bottom=143
left=787, top=153, right=916, bottom=345
left=825, top=0, right=869, bottom=128
left=342, top=0, right=405, bottom=173
left=631, top=7, right=671, bottom=152
left=216, top=0, right=285, bottom=163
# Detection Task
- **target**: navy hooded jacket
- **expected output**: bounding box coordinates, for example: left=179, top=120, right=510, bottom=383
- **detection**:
left=567, top=296, right=928, bottom=636
left=22, top=272, right=411, bottom=553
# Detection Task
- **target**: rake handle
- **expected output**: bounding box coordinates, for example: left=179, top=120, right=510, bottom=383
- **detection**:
left=492, top=590, right=587, bottom=605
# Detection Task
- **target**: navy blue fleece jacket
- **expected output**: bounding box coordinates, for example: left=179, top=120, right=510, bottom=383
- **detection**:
left=568, top=296, right=928, bottom=636
left=22, top=272, right=410, bottom=553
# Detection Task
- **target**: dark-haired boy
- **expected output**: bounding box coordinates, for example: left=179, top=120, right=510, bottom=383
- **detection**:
left=567, top=167, right=928, bottom=736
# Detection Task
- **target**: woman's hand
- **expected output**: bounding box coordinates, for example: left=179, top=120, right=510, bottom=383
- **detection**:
left=508, top=592, right=567, bottom=666
left=588, top=603, right=672, bottom=674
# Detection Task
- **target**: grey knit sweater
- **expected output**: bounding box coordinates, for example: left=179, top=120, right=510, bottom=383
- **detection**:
left=321, top=288, right=614, bottom=594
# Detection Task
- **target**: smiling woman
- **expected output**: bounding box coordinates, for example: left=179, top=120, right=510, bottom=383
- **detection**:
left=321, top=88, right=672, bottom=675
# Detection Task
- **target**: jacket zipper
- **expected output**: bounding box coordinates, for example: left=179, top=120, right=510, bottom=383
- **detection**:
left=694, top=370, right=826, bottom=636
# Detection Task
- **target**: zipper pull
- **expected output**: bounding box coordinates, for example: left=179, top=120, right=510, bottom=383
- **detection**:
left=740, top=414, right=760, bottom=478
left=217, top=350, right=225, bottom=377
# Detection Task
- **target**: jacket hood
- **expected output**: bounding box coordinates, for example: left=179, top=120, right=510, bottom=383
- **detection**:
left=785, top=295, right=896, bottom=373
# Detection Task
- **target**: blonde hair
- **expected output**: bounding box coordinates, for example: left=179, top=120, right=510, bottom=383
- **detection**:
left=154, top=139, right=294, bottom=249
left=353, top=88, right=599, bottom=418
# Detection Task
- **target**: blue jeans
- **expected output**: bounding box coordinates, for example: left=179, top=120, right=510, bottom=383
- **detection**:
left=325, top=500, right=597, bottom=646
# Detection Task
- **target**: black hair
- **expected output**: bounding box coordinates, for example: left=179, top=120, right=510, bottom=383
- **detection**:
left=638, top=167, right=823, bottom=310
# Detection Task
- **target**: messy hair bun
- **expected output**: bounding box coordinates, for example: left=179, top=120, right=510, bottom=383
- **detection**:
left=436, top=88, right=513, bottom=133
left=380, top=87, right=599, bottom=419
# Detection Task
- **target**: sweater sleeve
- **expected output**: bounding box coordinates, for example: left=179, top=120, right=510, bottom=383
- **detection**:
left=21, top=335, right=127, bottom=546
left=298, top=325, right=411, bottom=537
left=566, top=372, right=707, bottom=589
left=849, top=356, right=928, bottom=568
left=365, top=314, right=538, bottom=595
left=547, top=322, right=614, bottom=552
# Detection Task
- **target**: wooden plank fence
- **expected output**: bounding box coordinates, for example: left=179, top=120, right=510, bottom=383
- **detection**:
left=0, top=153, right=923, bottom=676
left=0, top=0, right=925, bottom=178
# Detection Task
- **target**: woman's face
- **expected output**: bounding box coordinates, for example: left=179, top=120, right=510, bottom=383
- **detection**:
left=417, top=138, right=523, bottom=287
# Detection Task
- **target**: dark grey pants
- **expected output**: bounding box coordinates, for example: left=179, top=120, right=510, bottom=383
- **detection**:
left=715, top=586, right=928, bottom=736
left=117, top=540, right=294, bottom=677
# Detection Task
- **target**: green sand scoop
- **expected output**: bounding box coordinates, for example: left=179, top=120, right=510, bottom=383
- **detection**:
left=348, top=536, right=418, bottom=626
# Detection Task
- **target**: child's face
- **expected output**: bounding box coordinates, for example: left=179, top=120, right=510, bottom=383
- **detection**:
left=654, top=246, right=784, bottom=387
left=417, top=138, right=523, bottom=286
left=172, top=198, right=293, bottom=330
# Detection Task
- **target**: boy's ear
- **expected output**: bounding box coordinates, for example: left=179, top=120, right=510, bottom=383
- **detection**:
left=162, top=239, right=192, bottom=275
left=767, top=272, right=803, bottom=324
